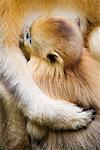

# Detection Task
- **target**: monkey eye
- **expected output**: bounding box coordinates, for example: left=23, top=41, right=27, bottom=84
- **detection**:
left=46, top=53, right=58, bottom=63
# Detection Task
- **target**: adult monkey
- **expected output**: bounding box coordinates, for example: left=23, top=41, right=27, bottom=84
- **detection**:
left=0, top=0, right=100, bottom=149
left=0, top=0, right=95, bottom=134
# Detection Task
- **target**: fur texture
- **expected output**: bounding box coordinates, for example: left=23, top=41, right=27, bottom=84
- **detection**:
left=0, top=0, right=94, bottom=136
left=0, top=82, right=30, bottom=150
left=21, top=16, right=100, bottom=149
left=0, top=0, right=100, bottom=149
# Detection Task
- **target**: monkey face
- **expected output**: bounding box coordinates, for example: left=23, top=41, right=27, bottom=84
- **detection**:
left=30, top=16, right=83, bottom=68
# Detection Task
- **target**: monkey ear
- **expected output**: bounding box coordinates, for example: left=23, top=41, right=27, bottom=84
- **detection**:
left=46, top=51, right=63, bottom=64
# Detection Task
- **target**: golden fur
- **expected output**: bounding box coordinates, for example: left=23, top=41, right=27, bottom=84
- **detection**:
left=24, top=16, right=100, bottom=107
left=1, top=0, right=94, bottom=137
left=0, top=0, right=100, bottom=149
left=21, top=16, right=100, bottom=149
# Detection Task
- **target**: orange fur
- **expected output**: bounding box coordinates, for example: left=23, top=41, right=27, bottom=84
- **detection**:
left=24, top=16, right=100, bottom=108
left=1, top=0, right=93, bottom=134
left=21, top=16, right=100, bottom=149
left=1, top=0, right=100, bottom=149
left=20, top=15, right=99, bottom=142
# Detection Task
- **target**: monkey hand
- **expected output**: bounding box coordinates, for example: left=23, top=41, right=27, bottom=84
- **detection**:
left=26, top=102, right=95, bottom=141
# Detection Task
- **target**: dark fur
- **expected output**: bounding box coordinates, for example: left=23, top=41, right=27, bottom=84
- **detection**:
left=1, top=101, right=100, bottom=150
left=31, top=116, right=100, bottom=150
left=0, top=84, right=30, bottom=150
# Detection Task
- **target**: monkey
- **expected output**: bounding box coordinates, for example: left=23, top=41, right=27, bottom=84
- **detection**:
left=0, top=0, right=100, bottom=148
left=0, top=0, right=97, bottom=138
left=20, top=16, right=100, bottom=146
left=0, top=15, right=99, bottom=149
left=0, top=23, right=95, bottom=150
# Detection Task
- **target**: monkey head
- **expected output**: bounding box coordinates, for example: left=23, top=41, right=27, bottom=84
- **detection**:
left=21, top=16, right=99, bottom=108
left=30, top=16, right=83, bottom=67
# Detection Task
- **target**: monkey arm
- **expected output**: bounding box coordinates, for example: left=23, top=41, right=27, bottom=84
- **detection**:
left=0, top=0, right=94, bottom=131
left=0, top=45, right=95, bottom=130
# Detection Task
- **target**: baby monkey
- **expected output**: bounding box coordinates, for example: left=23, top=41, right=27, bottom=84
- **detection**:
left=20, top=16, right=99, bottom=140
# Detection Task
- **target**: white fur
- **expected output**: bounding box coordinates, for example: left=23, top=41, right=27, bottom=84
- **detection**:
left=24, top=10, right=47, bottom=28
left=0, top=9, right=93, bottom=136
left=0, top=46, right=93, bottom=131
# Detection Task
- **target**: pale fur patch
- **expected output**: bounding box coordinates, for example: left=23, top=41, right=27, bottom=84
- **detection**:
left=88, top=26, right=100, bottom=61
left=24, top=8, right=87, bottom=34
